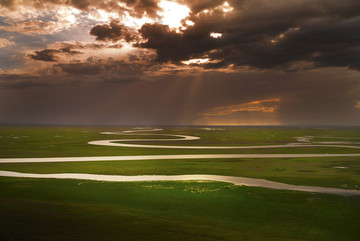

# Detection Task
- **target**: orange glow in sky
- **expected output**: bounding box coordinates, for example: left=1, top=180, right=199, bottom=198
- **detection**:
left=204, top=98, right=281, bottom=116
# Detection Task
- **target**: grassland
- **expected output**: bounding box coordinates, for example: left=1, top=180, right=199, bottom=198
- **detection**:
left=1, top=126, right=360, bottom=158
left=1, top=126, right=360, bottom=240
left=1, top=177, right=360, bottom=241
left=1, top=157, right=360, bottom=190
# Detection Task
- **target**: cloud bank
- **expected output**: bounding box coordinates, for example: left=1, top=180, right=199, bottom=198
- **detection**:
left=0, top=0, right=360, bottom=125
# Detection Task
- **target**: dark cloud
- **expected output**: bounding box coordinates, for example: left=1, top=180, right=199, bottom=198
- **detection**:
left=28, top=49, right=58, bottom=62
left=90, top=20, right=137, bottom=42
left=0, top=0, right=16, bottom=9
left=70, top=0, right=92, bottom=9
left=4, top=0, right=360, bottom=71
left=136, top=0, right=360, bottom=71
left=53, top=54, right=158, bottom=75
left=25, top=41, right=125, bottom=63
left=122, top=0, right=160, bottom=18
left=182, top=0, right=224, bottom=14
left=51, top=42, right=123, bottom=50
left=138, top=23, right=219, bottom=62
left=28, top=48, right=82, bottom=62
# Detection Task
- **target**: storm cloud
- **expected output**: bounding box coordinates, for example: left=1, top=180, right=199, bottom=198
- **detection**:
left=135, top=0, right=360, bottom=71
left=90, top=20, right=137, bottom=42
left=28, top=48, right=82, bottom=62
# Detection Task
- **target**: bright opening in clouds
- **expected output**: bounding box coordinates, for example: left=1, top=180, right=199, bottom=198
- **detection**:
left=185, top=20, right=195, bottom=26
left=210, top=32, right=222, bottom=38
left=158, top=0, right=190, bottom=29
left=182, top=58, right=210, bottom=65
left=221, top=2, right=234, bottom=13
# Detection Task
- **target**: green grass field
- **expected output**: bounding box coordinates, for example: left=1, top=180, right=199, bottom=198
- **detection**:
left=1, top=126, right=360, bottom=240
left=1, top=157, right=360, bottom=189
left=1, top=126, right=360, bottom=158
left=1, top=178, right=360, bottom=241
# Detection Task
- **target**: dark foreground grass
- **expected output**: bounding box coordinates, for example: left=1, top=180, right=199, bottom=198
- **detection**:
left=1, top=177, right=360, bottom=241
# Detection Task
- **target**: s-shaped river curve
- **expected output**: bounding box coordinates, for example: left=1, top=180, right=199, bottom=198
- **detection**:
left=89, top=129, right=360, bottom=150
left=1, top=128, right=360, bottom=195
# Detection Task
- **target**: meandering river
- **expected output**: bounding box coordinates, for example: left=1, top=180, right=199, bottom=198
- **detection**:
left=1, top=129, right=360, bottom=195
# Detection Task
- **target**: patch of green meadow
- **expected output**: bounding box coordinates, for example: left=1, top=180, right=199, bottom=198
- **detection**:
left=1, top=177, right=360, bottom=241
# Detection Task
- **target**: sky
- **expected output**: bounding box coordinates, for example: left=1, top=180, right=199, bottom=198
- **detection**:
left=0, top=0, right=360, bottom=126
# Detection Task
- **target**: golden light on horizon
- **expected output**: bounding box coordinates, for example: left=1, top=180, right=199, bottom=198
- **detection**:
left=204, top=98, right=281, bottom=116
left=355, top=101, right=360, bottom=109
left=195, top=98, right=282, bottom=126
left=194, top=118, right=282, bottom=126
